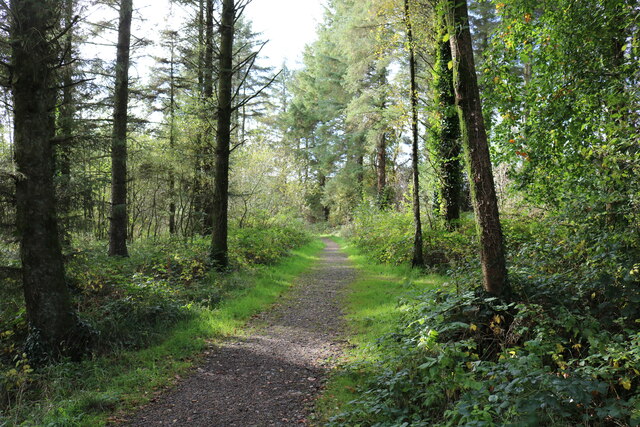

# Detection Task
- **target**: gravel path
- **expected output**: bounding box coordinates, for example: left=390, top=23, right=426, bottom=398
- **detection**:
left=125, top=238, right=355, bottom=426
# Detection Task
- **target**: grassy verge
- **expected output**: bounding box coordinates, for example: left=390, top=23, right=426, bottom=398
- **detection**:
left=315, top=237, right=445, bottom=424
left=3, top=239, right=324, bottom=426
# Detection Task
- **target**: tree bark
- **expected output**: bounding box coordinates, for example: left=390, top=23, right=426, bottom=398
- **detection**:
left=56, top=0, right=75, bottom=245
left=405, top=0, right=424, bottom=268
left=434, top=16, right=462, bottom=228
left=447, top=0, right=508, bottom=295
left=191, top=0, right=205, bottom=235
left=376, top=131, right=388, bottom=207
left=168, top=32, right=177, bottom=235
left=375, top=70, right=389, bottom=208
left=201, top=0, right=215, bottom=235
left=109, top=0, right=133, bottom=257
left=11, top=0, right=77, bottom=356
left=355, top=146, right=364, bottom=195
left=210, top=0, right=235, bottom=269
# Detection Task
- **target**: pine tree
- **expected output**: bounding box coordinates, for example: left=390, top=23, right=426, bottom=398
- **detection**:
left=109, top=0, right=133, bottom=257
left=9, top=0, right=81, bottom=360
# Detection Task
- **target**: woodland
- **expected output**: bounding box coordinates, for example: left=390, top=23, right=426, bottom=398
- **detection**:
left=0, top=0, right=639, bottom=425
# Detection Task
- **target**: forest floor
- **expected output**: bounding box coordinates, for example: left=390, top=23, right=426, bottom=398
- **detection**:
left=123, top=238, right=355, bottom=426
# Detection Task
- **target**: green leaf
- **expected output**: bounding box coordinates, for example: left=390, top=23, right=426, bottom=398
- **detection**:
left=442, top=33, right=450, bottom=43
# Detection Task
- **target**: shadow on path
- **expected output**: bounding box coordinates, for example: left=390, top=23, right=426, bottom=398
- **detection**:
left=124, top=238, right=355, bottom=426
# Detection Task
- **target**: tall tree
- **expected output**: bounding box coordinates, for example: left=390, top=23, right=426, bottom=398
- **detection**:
left=405, top=0, right=424, bottom=268
left=56, top=0, right=76, bottom=244
left=109, top=0, right=133, bottom=257
left=167, top=32, right=178, bottom=235
left=446, top=0, right=508, bottom=295
left=149, top=29, right=181, bottom=235
left=201, top=0, right=215, bottom=234
left=431, top=14, right=462, bottom=228
left=9, top=0, right=78, bottom=357
left=210, top=0, right=235, bottom=269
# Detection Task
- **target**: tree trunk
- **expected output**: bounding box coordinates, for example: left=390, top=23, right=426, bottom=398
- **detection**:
left=434, top=16, right=462, bottom=229
left=56, top=0, right=75, bottom=245
left=11, top=0, right=78, bottom=357
left=109, top=0, right=133, bottom=257
left=405, top=0, right=424, bottom=268
left=319, top=173, right=330, bottom=222
left=168, top=32, right=177, bottom=235
left=375, top=71, right=389, bottom=209
left=210, top=0, right=235, bottom=269
left=355, top=144, right=364, bottom=195
left=201, top=0, right=215, bottom=235
left=190, top=0, right=205, bottom=235
left=376, top=131, right=388, bottom=207
left=447, top=0, right=508, bottom=295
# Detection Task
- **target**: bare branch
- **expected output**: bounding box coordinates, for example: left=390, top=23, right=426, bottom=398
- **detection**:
left=233, top=69, right=281, bottom=111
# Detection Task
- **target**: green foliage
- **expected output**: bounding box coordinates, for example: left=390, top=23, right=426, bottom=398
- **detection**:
left=329, top=210, right=640, bottom=426
left=229, top=222, right=311, bottom=267
left=348, top=203, right=477, bottom=271
left=348, top=203, right=415, bottom=265
left=483, top=0, right=640, bottom=230
left=330, top=284, right=640, bottom=426
left=0, top=223, right=311, bottom=421
left=427, top=14, right=463, bottom=225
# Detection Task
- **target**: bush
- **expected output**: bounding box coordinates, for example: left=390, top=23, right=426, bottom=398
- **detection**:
left=229, top=222, right=311, bottom=267
left=347, top=203, right=477, bottom=272
left=330, top=287, right=640, bottom=426
left=0, top=222, right=312, bottom=413
left=333, top=210, right=640, bottom=426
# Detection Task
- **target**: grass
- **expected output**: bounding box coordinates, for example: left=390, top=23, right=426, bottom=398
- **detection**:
left=314, top=236, right=446, bottom=424
left=2, top=239, right=324, bottom=426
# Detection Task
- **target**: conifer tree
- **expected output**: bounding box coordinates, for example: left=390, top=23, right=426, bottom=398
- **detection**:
left=109, top=0, right=133, bottom=257
left=9, top=0, right=80, bottom=359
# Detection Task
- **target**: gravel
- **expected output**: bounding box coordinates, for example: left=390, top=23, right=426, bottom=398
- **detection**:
left=124, top=238, right=355, bottom=426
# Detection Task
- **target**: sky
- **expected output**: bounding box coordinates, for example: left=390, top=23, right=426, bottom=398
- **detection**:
left=242, top=0, right=326, bottom=68
left=127, top=0, right=327, bottom=70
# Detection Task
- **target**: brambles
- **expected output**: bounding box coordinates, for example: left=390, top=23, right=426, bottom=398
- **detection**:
left=334, top=210, right=640, bottom=426
left=0, top=223, right=310, bottom=418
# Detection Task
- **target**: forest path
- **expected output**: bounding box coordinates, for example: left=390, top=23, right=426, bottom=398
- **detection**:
left=125, top=238, right=355, bottom=426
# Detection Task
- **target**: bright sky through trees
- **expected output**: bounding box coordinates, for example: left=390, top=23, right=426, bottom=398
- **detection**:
left=133, top=0, right=325, bottom=69
left=243, top=0, right=326, bottom=67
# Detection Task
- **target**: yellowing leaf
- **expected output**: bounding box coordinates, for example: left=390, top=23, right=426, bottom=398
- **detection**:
left=620, top=378, right=632, bottom=390
left=447, top=60, right=453, bottom=70
left=469, top=323, right=478, bottom=332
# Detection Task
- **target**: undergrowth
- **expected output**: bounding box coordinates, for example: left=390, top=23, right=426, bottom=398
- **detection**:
left=315, top=237, right=445, bottom=424
left=327, top=207, right=640, bottom=426
left=0, top=223, right=315, bottom=425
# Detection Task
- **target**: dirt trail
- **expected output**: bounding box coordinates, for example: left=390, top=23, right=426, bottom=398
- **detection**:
left=125, top=238, right=355, bottom=426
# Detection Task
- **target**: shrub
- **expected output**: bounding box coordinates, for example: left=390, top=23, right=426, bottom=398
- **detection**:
left=0, top=221, right=312, bottom=414
left=333, top=210, right=640, bottom=426
left=348, top=203, right=478, bottom=273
